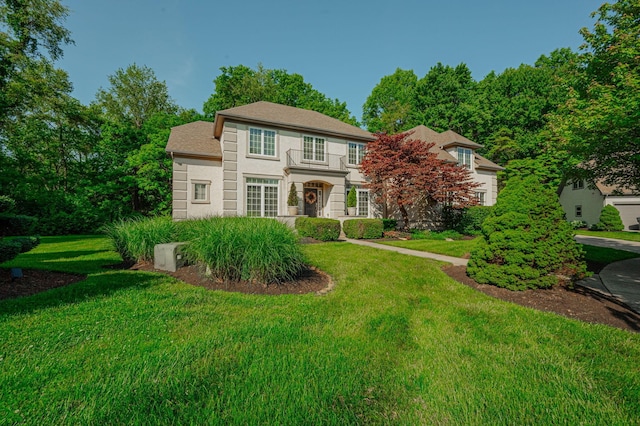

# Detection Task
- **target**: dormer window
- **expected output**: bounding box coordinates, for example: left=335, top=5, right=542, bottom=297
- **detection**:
left=457, top=147, right=473, bottom=169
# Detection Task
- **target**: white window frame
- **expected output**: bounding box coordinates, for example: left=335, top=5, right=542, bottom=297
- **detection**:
left=248, top=127, right=277, bottom=158
left=191, top=180, right=210, bottom=204
left=303, top=135, right=325, bottom=162
left=246, top=178, right=279, bottom=217
left=457, top=147, right=473, bottom=170
left=575, top=205, right=582, bottom=218
left=572, top=180, right=584, bottom=190
left=357, top=189, right=369, bottom=217
left=475, top=191, right=486, bottom=206
left=348, top=142, right=366, bottom=166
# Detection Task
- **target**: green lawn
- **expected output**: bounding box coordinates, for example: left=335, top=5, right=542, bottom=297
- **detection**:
left=1, top=236, right=639, bottom=424
left=576, top=229, right=640, bottom=242
left=378, top=237, right=481, bottom=258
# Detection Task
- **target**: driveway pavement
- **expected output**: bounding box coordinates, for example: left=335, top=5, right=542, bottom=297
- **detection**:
left=575, top=235, right=640, bottom=314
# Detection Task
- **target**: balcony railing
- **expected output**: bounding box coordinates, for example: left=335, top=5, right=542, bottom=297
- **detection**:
left=286, top=149, right=346, bottom=172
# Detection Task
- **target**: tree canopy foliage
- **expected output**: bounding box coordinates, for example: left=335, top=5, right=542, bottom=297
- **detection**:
left=203, top=64, right=357, bottom=125
left=360, top=131, right=479, bottom=230
left=550, top=0, right=640, bottom=191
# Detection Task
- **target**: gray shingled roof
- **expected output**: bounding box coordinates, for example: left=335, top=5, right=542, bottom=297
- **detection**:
left=404, top=125, right=503, bottom=171
left=165, top=121, right=221, bottom=158
left=214, top=101, right=374, bottom=142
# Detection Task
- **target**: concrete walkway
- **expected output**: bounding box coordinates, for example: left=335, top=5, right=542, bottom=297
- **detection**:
left=345, top=238, right=469, bottom=267
left=575, top=235, right=640, bottom=314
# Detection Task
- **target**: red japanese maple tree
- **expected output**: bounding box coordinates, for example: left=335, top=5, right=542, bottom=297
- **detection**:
left=360, top=131, right=479, bottom=229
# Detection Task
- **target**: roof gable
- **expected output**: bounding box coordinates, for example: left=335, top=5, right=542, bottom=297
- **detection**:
left=404, top=125, right=503, bottom=171
left=165, top=121, right=221, bottom=158
left=214, top=101, right=374, bottom=141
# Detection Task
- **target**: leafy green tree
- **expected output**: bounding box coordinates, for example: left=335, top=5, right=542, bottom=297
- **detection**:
left=203, top=64, right=357, bottom=125
left=550, top=0, right=640, bottom=191
left=0, top=0, right=72, bottom=125
left=362, top=68, right=418, bottom=133
left=96, top=64, right=178, bottom=128
left=467, top=175, right=586, bottom=290
left=410, top=63, right=477, bottom=135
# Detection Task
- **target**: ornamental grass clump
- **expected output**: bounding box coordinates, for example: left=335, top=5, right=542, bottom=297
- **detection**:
left=467, top=176, right=587, bottom=290
left=103, top=216, right=176, bottom=262
left=182, top=217, right=306, bottom=284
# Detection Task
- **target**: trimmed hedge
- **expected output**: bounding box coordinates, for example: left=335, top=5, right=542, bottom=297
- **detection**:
left=343, top=219, right=383, bottom=239
left=295, top=217, right=341, bottom=241
left=0, top=239, right=22, bottom=264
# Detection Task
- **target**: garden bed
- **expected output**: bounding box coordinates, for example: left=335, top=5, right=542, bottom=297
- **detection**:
left=443, top=265, right=640, bottom=333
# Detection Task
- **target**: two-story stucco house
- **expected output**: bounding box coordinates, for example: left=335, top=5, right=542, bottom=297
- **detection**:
left=165, top=101, right=503, bottom=224
left=166, top=101, right=376, bottom=220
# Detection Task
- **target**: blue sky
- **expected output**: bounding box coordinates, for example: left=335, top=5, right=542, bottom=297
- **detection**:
left=57, top=0, right=602, bottom=122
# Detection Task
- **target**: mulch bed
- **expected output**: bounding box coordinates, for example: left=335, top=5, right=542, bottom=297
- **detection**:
left=130, top=261, right=333, bottom=295
left=0, top=268, right=86, bottom=301
left=442, top=265, right=640, bottom=333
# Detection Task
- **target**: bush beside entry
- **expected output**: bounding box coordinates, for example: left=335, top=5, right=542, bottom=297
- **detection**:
left=467, top=176, right=587, bottom=291
left=295, top=217, right=341, bottom=241
left=343, top=219, right=383, bottom=239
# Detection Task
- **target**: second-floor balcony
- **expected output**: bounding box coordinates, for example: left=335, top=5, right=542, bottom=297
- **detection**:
left=286, top=149, right=347, bottom=173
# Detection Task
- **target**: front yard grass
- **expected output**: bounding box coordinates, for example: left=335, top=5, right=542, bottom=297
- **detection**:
left=379, top=237, right=481, bottom=258
left=576, top=229, right=640, bottom=242
left=1, top=236, right=639, bottom=424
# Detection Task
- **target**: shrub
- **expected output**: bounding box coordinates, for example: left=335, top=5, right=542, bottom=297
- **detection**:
left=183, top=217, right=305, bottom=283
left=382, top=218, right=397, bottom=231
left=295, top=217, right=341, bottom=241
left=457, top=206, right=493, bottom=235
left=595, top=205, right=624, bottom=231
left=347, top=187, right=357, bottom=208
left=0, top=239, right=22, bottom=264
left=287, top=183, right=299, bottom=207
left=467, top=176, right=587, bottom=291
left=343, top=219, right=383, bottom=239
left=0, top=195, right=16, bottom=213
left=569, top=220, right=588, bottom=230
left=103, top=216, right=176, bottom=262
left=12, top=236, right=40, bottom=253
left=0, top=214, right=38, bottom=237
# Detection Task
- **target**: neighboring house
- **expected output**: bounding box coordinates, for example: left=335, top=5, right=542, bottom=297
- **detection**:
left=559, top=179, right=640, bottom=230
left=165, top=101, right=376, bottom=220
left=405, top=125, right=503, bottom=206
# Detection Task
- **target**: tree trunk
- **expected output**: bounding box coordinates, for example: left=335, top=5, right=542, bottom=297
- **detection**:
left=399, top=203, right=410, bottom=231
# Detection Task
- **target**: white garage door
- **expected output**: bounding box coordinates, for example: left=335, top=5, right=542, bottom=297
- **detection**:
left=613, top=204, right=640, bottom=231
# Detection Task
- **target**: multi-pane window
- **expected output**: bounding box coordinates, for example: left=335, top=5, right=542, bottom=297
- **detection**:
left=357, top=189, right=369, bottom=217
left=192, top=181, right=210, bottom=203
left=246, top=178, right=278, bottom=217
left=575, top=205, right=582, bottom=218
left=249, top=128, right=276, bottom=157
left=475, top=191, right=486, bottom=206
left=348, top=142, right=366, bottom=165
left=457, top=147, right=473, bottom=169
left=573, top=180, right=584, bottom=190
left=303, top=136, right=325, bottom=162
